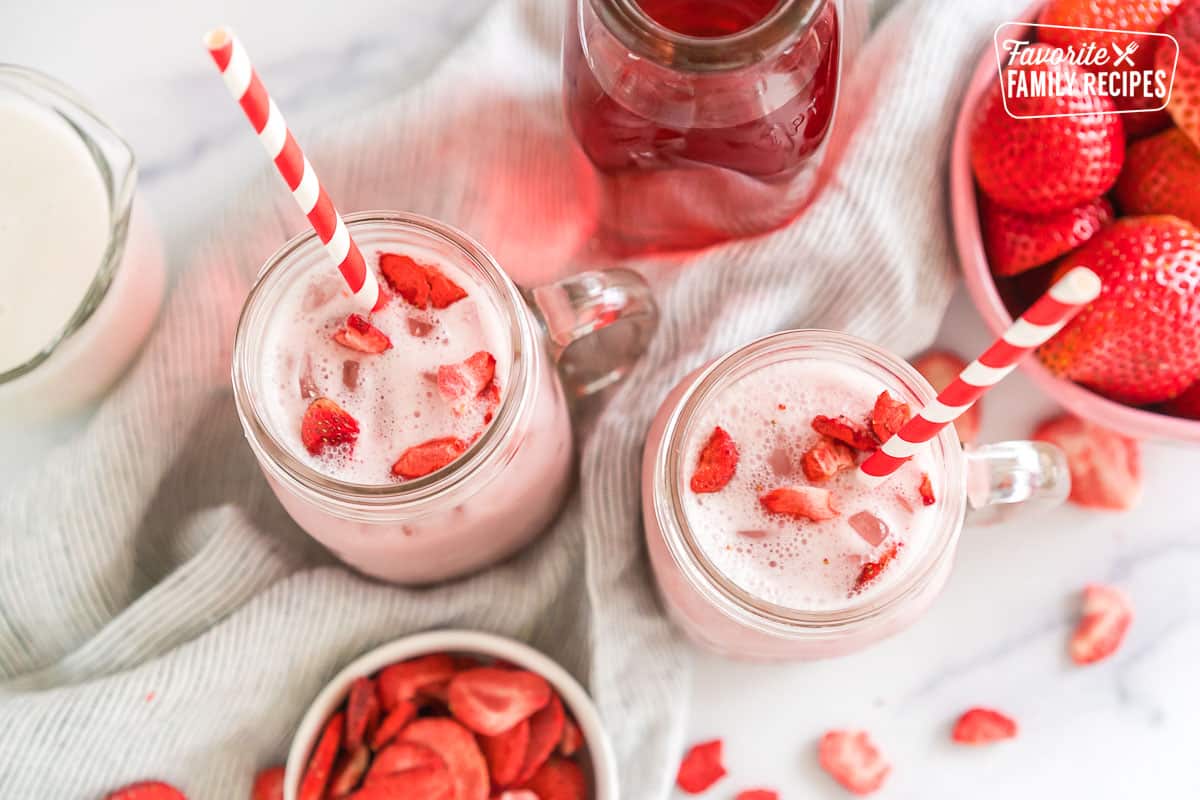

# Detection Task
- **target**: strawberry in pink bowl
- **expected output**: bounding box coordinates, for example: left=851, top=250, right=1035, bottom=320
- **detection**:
left=951, top=0, right=1200, bottom=443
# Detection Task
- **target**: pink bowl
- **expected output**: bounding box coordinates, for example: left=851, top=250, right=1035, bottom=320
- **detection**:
left=950, top=4, right=1200, bottom=443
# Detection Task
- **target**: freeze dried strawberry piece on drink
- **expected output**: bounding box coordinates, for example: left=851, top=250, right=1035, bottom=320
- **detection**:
left=367, top=741, right=448, bottom=783
left=760, top=486, right=840, bottom=522
left=351, top=766, right=455, bottom=800
left=329, top=746, right=370, bottom=797
left=817, top=730, right=890, bottom=796
left=855, top=543, right=900, bottom=593
left=802, top=436, right=856, bottom=482
left=301, top=398, right=359, bottom=456
left=103, top=782, right=187, bottom=800
left=447, top=667, right=552, bottom=737
left=690, top=426, right=739, bottom=493
left=345, top=676, right=380, bottom=752
left=401, top=718, right=490, bottom=800
left=676, top=739, right=727, bottom=794
left=371, top=700, right=418, bottom=750
left=481, top=718, right=531, bottom=787
left=736, top=791, right=779, bottom=800
left=334, top=313, right=393, bottom=354
left=1070, top=584, right=1134, bottom=665
left=1032, top=414, right=1143, bottom=511
left=951, top=708, right=1018, bottom=745
left=438, top=351, right=497, bottom=405
left=812, top=415, right=877, bottom=450
left=869, top=391, right=911, bottom=443
left=428, top=266, right=469, bottom=309
left=251, top=766, right=284, bottom=800
left=392, top=436, right=471, bottom=479
left=380, top=253, right=432, bottom=309
left=513, top=693, right=566, bottom=785
left=299, top=710, right=344, bottom=800
left=980, top=195, right=1115, bottom=277
left=918, top=474, right=935, bottom=506
left=913, top=351, right=981, bottom=443
left=378, top=655, right=459, bottom=710
left=517, top=757, right=587, bottom=800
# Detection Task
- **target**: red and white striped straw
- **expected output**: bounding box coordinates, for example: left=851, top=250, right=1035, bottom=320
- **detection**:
left=859, top=266, right=1103, bottom=482
left=203, top=27, right=380, bottom=311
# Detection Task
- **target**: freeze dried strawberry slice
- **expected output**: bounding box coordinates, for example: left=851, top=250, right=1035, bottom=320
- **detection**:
left=951, top=708, right=1018, bottom=745
left=103, top=782, right=187, bottom=800
left=481, top=718, right=530, bottom=787
left=869, top=391, right=911, bottom=443
left=812, top=415, right=877, bottom=450
left=802, top=436, right=856, bottom=482
left=351, top=766, right=454, bottom=800
left=676, top=739, right=727, bottom=794
left=438, top=351, right=497, bottom=404
left=1032, top=414, right=1143, bottom=511
left=299, top=710, right=344, bottom=800
left=495, top=792, right=539, bottom=800
left=402, top=718, right=490, bottom=800
left=760, top=486, right=840, bottom=521
left=392, top=437, right=471, bottom=479
left=736, top=791, right=780, bottom=800
left=517, top=757, right=586, bottom=800
left=1070, top=584, right=1133, bottom=665
left=513, top=693, right=565, bottom=785
left=345, top=676, right=380, bottom=752
left=918, top=474, right=935, bottom=506
left=251, top=766, right=285, bottom=800
left=558, top=716, right=583, bottom=757
left=329, top=746, right=370, bottom=797
left=690, top=426, right=739, bottom=493
left=447, top=667, right=552, bottom=736
left=817, top=730, right=890, bottom=795
left=371, top=700, right=418, bottom=750
left=301, top=398, right=359, bottom=456
left=913, top=350, right=981, bottom=443
left=855, top=543, right=900, bottom=593
left=378, top=655, right=459, bottom=710
left=380, top=253, right=432, bottom=309
left=367, top=741, right=447, bottom=783
left=480, top=380, right=501, bottom=424
left=334, top=313, right=393, bottom=354
left=428, top=265, right=469, bottom=309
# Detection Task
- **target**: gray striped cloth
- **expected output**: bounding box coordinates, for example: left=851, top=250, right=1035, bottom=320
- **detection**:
left=0, top=0, right=1024, bottom=796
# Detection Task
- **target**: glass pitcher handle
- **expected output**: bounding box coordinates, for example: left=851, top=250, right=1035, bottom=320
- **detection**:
left=525, top=268, right=658, bottom=396
left=964, top=441, right=1072, bottom=525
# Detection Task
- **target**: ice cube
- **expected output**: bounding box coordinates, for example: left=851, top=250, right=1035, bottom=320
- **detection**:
left=342, top=360, right=360, bottom=391
left=301, top=274, right=344, bottom=312
left=848, top=511, right=890, bottom=547
left=407, top=315, right=436, bottom=338
left=737, top=529, right=769, bottom=540
left=768, top=445, right=794, bottom=477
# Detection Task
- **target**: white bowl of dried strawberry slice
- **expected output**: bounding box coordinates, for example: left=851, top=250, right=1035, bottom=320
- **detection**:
left=282, top=630, right=616, bottom=800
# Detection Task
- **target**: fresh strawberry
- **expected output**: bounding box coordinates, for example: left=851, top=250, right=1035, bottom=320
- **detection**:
left=1114, top=127, right=1200, bottom=227
left=1032, top=414, right=1143, bottom=511
left=802, top=436, right=857, bottom=482
left=760, top=486, right=840, bottom=521
left=447, top=668, right=552, bottom=737
left=869, top=391, right=911, bottom=443
left=299, top=711, right=344, bottom=800
left=378, top=655, right=459, bottom=710
left=690, top=426, right=740, bottom=493
left=918, top=474, right=935, bottom=506
left=970, top=44, right=1124, bottom=213
left=558, top=717, right=584, bottom=757
left=513, top=693, right=566, bottom=785
left=481, top=719, right=530, bottom=787
left=333, top=313, right=393, bottom=354
left=912, top=351, right=981, bottom=443
left=980, top=195, right=1114, bottom=276
left=1038, top=216, right=1200, bottom=404
left=817, top=730, right=890, bottom=796
left=428, top=266, right=469, bottom=309
left=1164, top=379, right=1200, bottom=418
left=251, top=766, right=285, bottom=800
left=952, top=708, right=1018, bottom=745
left=401, top=718, right=490, bottom=800
left=735, top=791, right=780, bottom=800
left=676, top=739, right=727, bottom=794
left=370, top=700, right=418, bottom=750
left=855, top=543, right=900, bottom=593
left=351, top=766, right=454, bottom=800
left=1161, top=0, right=1200, bottom=148
left=392, top=437, right=471, bottom=479
left=438, top=351, right=497, bottom=405
left=300, top=398, right=359, bottom=456
left=344, top=676, right=380, bottom=753
left=329, top=746, right=370, bottom=797
left=366, top=741, right=447, bottom=783
left=812, top=415, right=877, bottom=450
left=380, top=253, right=432, bottom=309
left=1070, top=584, right=1134, bottom=665
left=103, top=782, right=187, bottom=800
left=517, top=757, right=587, bottom=800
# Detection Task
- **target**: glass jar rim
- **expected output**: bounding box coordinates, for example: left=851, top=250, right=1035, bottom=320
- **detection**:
left=586, top=0, right=828, bottom=71
left=0, top=64, right=137, bottom=384
left=651, top=329, right=967, bottom=636
left=231, top=211, right=536, bottom=515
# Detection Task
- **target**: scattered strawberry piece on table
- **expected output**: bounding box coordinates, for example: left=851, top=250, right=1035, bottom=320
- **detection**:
left=103, top=783, right=187, bottom=800
left=735, top=791, right=780, bottom=800
left=676, top=739, right=727, bottom=794
left=1070, top=584, right=1134, bottom=665
left=1032, top=414, right=1143, bottom=511
left=951, top=708, right=1018, bottom=745
left=817, top=730, right=890, bottom=795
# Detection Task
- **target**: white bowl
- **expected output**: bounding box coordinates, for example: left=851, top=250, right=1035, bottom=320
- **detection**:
left=283, top=629, right=619, bottom=800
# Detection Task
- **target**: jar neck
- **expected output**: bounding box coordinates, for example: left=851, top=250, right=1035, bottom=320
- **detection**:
left=587, top=0, right=829, bottom=71
left=232, top=211, right=539, bottom=520
left=651, top=330, right=967, bottom=638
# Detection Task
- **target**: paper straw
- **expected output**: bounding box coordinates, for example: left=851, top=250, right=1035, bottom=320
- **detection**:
left=859, top=266, right=1103, bottom=482
left=203, top=27, right=380, bottom=311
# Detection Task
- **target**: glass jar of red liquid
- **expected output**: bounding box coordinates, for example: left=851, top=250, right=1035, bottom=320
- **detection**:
left=563, top=0, right=848, bottom=255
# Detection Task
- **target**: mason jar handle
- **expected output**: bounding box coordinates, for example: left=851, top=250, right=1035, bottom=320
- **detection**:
left=963, top=441, right=1071, bottom=525
left=524, top=268, right=658, bottom=396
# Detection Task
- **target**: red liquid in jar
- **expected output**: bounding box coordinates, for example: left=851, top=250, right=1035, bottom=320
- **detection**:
left=564, top=0, right=841, bottom=254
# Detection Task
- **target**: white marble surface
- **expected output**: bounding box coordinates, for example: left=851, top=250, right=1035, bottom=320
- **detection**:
left=3, top=2, right=1198, bottom=798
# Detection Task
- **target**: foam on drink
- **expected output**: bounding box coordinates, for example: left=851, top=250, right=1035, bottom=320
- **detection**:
left=680, top=358, right=940, bottom=612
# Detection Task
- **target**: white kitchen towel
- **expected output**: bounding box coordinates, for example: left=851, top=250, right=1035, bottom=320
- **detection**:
left=0, top=0, right=1026, bottom=796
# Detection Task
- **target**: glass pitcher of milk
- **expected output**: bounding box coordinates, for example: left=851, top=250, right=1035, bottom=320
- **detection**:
left=0, top=65, right=164, bottom=421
